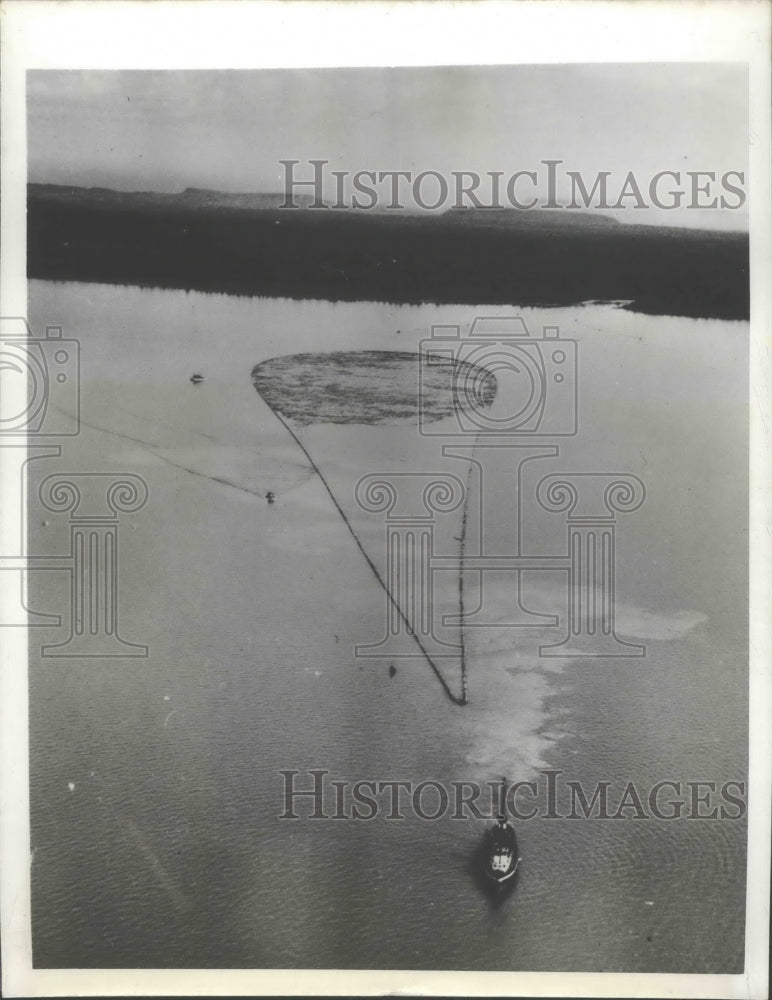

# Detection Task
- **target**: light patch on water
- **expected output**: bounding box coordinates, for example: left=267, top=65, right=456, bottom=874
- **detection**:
left=450, top=576, right=709, bottom=782
left=614, top=604, right=708, bottom=641
left=459, top=622, right=570, bottom=780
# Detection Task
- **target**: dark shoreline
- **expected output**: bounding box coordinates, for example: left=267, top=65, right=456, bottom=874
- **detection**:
left=28, top=184, right=749, bottom=320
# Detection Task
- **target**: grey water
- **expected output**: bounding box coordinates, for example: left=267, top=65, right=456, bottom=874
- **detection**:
left=26, top=281, right=747, bottom=971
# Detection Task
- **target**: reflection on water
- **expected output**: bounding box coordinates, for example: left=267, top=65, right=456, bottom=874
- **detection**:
left=26, top=281, right=747, bottom=971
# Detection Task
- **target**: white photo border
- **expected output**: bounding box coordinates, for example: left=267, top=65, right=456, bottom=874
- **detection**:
left=1, top=2, right=769, bottom=997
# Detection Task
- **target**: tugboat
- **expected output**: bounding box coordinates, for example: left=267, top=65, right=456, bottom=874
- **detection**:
left=483, top=817, right=520, bottom=883
left=482, top=781, right=521, bottom=884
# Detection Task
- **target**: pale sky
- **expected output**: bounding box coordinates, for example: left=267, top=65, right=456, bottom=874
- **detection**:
left=27, top=64, right=749, bottom=230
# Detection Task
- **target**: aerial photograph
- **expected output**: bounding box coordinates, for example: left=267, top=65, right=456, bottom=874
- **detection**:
left=21, top=62, right=749, bottom=973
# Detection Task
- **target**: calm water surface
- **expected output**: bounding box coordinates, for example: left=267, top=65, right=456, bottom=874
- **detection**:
left=27, top=281, right=747, bottom=970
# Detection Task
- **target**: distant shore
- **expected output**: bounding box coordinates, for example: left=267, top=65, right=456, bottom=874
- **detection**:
left=28, top=184, right=749, bottom=321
